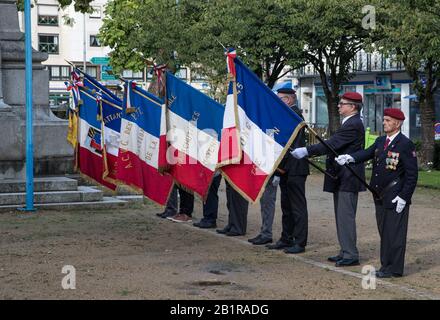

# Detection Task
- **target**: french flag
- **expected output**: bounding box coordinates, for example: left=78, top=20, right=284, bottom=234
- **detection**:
left=116, top=82, right=174, bottom=206
left=220, top=58, right=305, bottom=203
left=77, top=87, right=117, bottom=191
left=165, top=72, right=233, bottom=199
left=100, top=95, right=123, bottom=185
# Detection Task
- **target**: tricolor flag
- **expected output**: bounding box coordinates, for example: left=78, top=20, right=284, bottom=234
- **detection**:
left=77, top=86, right=117, bottom=191
left=65, top=70, right=84, bottom=148
left=166, top=72, right=235, bottom=199
left=220, top=57, right=305, bottom=203
left=116, top=81, right=174, bottom=206
left=100, top=94, right=123, bottom=185
left=80, top=68, right=121, bottom=102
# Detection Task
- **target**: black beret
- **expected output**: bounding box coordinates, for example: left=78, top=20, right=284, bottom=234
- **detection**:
left=277, top=88, right=296, bottom=94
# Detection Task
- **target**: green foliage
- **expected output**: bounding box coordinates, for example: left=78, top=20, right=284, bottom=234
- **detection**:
left=376, top=0, right=440, bottom=165
left=281, top=0, right=379, bottom=134
left=99, top=0, right=307, bottom=90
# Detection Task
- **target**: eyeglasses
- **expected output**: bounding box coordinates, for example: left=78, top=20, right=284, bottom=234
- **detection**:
left=338, top=102, right=353, bottom=107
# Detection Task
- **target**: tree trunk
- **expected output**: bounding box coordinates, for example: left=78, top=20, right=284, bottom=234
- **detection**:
left=326, top=90, right=341, bottom=135
left=419, top=87, right=436, bottom=167
left=319, top=72, right=341, bottom=135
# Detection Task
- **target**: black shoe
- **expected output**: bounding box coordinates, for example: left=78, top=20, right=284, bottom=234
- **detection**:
left=335, top=258, right=360, bottom=267
left=375, top=271, right=393, bottom=278
left=327, top=255, right=343, bottom=262
left=252, top=237, right=273, bottom=245
left=266, top=240, right=291, bottom=250
left=248, top=235, right=262, bottom=243
left=157, top=211, right=176, bottom=219
left=284, top=245, right=305, bottom=254
left=216, top=228, right=230, bottom=234
left=226, top=231, right=244, bottom=237
left=193, top=221, right=217, bottom=229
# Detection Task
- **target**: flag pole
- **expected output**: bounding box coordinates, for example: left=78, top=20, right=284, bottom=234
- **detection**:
left=19, top=0, right=36, bottom=212
left=305, top=125, right=379, bottom=198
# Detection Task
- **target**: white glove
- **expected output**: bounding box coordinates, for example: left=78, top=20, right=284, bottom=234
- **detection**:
left=272, top=176, right=280, bottom=187
left=392, top=196, right=406, bottom=214
left=335, top=154, right=354, bottom=165
left=291, top=147, right=308, bottom=159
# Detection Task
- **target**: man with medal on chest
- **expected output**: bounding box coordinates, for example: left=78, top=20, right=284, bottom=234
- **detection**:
left=336, top=108, right=418, bottom=278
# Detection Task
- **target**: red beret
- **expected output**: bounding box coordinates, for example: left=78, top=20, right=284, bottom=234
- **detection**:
left=384, top=108, right=405, bottom=121
left=341, top=92, right=363, bottom=103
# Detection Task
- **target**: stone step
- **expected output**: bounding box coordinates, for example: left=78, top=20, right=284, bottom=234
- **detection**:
left=115, top=195, right=144, bottom=204
left=0, top=177, right=78, bottom=193
left=0, top=186, right=103, bottom=205
left=0, top=197, right=130, bottom=212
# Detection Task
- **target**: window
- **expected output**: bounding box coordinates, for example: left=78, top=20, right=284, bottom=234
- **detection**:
left=39, top=34, right=59, bottom=54
left=76, top=66, right=98, bottom=79
left=175, top=68, right=188, bottom=80
left=90, top=6, right=102, bottom=18
left=49, top=65, right=71, bottom=81
left=86, top=66, right=98, bottom=78
left=122, top=70, right=144, bottom=80
left=90, top=35, right=101, bottom=47
left=38, top=15, right=58, bottom=26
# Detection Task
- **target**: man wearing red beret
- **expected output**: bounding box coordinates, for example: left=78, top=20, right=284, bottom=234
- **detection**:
left=291, top=91, right=366, bottom=266
left=336, top=108, right=418, bottom=278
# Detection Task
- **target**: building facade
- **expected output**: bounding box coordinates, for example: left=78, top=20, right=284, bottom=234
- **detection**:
left=291, top=51, right=440, bottom=140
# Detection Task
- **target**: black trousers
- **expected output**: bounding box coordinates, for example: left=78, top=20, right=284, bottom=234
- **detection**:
left=164, top=186, right=194, bottom=216
left=225, top=181, right=249, bottom=234
left=201, top=175, right=222, bottom=224
left=375, top=203, right=410, bottom=276
left=178, top=187, right=194, bottom=216
left=279, top=174, right=308, bottom=247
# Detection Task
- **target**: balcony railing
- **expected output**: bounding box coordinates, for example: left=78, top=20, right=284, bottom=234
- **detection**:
left=39, top=43, right=59, bottom=54
left=38, top=15, right=58, bottom=26
left=295, top=52, right=405, bottom=77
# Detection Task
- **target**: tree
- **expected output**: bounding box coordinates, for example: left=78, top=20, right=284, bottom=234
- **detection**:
left=377, top=0, right=440, bottom=167
left=98, top=0, right=307, bottom=94
left=282, top=0, right=379, bottom=134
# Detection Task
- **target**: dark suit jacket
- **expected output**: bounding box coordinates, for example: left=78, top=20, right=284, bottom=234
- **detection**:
left=278, top=105, right=310, bottom=176
left=351, top=133, right=418, bottom=208
left=307, top=114, right=366, bottom=193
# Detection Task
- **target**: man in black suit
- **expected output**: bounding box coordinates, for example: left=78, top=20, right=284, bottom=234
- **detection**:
left=291, top=92, right=366, bottom=266
left=216, top=181, right=249, bottom=236
left=336, top=108, right=418, bottom=278
left=263, top=88, right=310, bottom=253
left=193, top=172, right=222, bottom=229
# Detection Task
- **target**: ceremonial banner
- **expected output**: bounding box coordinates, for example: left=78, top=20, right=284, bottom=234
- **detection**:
left=116, top=81, right=173, bottom=206
left=221, top=58, right=305, bottom=203
left=166, top=72, right=234, bottom=198
left=77, top=86, right=117, bottom=190
left=65, top=70, right=83, bottom=148
left=100, top=94, right=123, bottom=185
left=79, top=68, right=121, bottom=102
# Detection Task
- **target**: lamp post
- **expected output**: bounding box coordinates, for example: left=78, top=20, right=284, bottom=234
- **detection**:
left=21, top=0, right=35, bottom=211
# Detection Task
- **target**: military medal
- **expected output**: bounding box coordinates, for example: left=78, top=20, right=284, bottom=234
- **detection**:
left=386, top=151, right=399, bottom=170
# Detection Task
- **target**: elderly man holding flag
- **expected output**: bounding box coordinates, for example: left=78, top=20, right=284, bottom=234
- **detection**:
left=291, top=92, right=366, bottom=267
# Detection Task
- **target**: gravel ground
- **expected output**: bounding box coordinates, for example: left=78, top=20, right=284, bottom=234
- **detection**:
left=1, top=173, right=439, bottom=300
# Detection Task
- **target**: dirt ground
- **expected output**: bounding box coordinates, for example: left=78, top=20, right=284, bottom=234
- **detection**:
left=1, top=173, right=439, bottom=300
